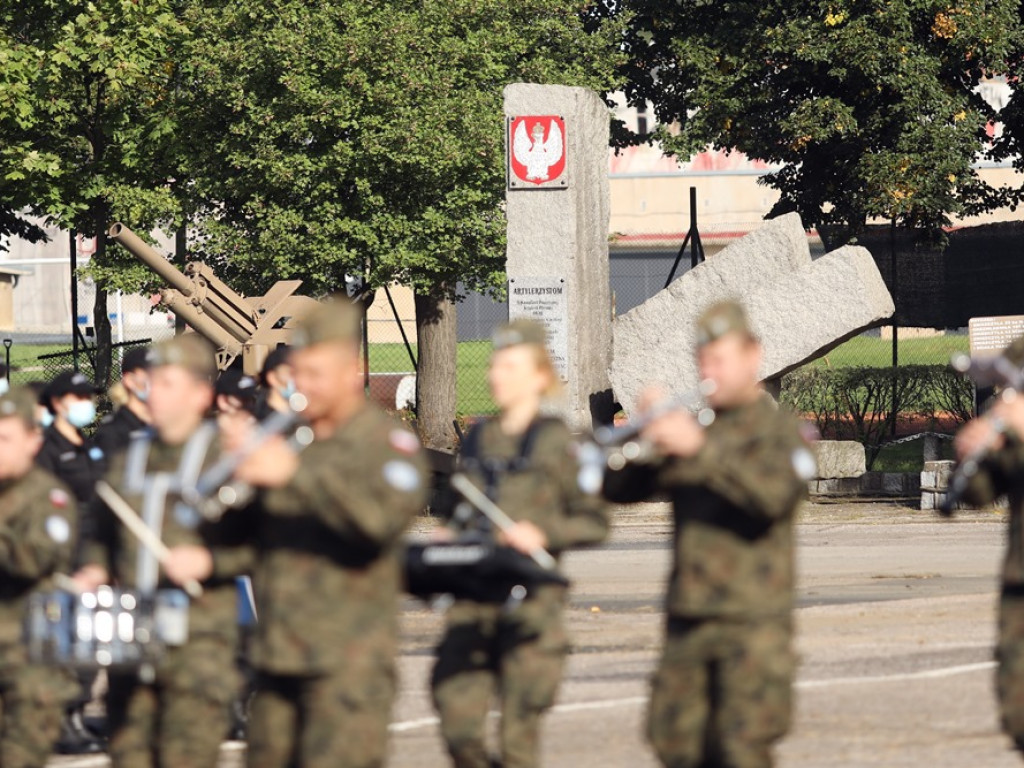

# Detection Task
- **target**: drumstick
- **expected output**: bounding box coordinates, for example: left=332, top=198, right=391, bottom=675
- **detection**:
left=95, top=481, right=204, bottom=599
left=449, top=474, right=558, bottom=570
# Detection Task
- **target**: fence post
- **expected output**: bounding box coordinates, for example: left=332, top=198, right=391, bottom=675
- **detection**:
left=890, top=217, right=898, bottom=437
left=3, top=339, right=10, bottom=381
left=69, top=229, right=79, bottom=372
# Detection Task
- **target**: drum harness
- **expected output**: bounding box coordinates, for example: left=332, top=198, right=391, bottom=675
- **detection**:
left=122, top=423, right=218, bottom=678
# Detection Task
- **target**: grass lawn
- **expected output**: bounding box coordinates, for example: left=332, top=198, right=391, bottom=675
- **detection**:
left=370, top=341, right=496, bottom=416
left=811, top=333, right=969, bottom=369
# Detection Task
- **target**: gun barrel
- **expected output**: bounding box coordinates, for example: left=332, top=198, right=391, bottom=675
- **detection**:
left=108, top=222, right=193, bottom=296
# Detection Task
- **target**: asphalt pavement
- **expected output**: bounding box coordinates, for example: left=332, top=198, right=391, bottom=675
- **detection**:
left=54, top=501, right=1021, bottom=767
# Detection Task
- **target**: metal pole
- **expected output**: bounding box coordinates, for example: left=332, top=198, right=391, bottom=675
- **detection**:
left=890, top=217, right=898, bottom=437
left=689, top=186, right=701, bottom=269
left=384, top=285, right=418, bottom=372
left=70, top=229, right=79, bottom=370
left=3, top=340, right=11, bottom=381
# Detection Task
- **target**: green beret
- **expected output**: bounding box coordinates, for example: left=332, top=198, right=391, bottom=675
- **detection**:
left=696, top=300, right=757, bottom=347
left=0, top=386, right=40, bottom=427
left=492, top=319, right=548, bottom=351
left=147, top=335, right=217, bottom=381
left=1004, top=335, right=1024, bottom=368
left=290, top=297, right=362, bottom=349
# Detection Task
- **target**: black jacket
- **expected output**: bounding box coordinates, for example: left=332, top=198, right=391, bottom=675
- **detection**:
left=93, top=405, right=149, bottom=461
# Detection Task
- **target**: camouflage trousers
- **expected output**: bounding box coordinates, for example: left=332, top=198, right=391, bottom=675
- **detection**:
left=431, top=599, right=568, bottom=768
left=107, top=636, right=240, bottom=768
left=997, top=593, right=1024, bottom=751
left=647, top=617, right=794, bottom=768
left=0, top=658, right=69, bottom=768
left=246, top=664, right=396, bottom=768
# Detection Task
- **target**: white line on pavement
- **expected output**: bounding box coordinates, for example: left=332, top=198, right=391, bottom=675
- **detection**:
left=388, top=660, right=999, bottom=733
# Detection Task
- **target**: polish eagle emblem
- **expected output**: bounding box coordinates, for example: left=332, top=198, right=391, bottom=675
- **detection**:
left=509, top=116, right=567, bottom=186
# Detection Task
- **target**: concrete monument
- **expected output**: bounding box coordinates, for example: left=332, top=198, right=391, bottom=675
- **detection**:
left=504, top=83, right=613, bottom=429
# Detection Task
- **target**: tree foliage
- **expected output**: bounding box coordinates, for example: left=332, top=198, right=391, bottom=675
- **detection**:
left=616, top=0, right=1020, bottom=239
left=177, top=0, right=624, bottom=297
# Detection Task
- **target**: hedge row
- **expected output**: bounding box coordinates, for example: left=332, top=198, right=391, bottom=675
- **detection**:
left=779, top=365, right=973, bottom=465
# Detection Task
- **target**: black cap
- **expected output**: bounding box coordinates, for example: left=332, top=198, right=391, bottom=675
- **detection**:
left=216, top=369, right=259, bottom=401
left=121, top=346, right=151, bottom=374
left=48, top=370, right=99, bottom=398
left=259, top=346, right=292, bottom=385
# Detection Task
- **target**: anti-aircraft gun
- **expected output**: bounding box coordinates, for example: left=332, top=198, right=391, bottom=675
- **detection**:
left=107, top=223, right=319, bottom=375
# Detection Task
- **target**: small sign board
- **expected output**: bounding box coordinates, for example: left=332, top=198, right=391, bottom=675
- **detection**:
left=968, top=315, right=1024, bottom=358
left=508, top=277, right=569, bottom=381
left=507, top=115, right=568, bottom=189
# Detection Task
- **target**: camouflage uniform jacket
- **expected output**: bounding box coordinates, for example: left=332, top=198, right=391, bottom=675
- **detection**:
left=0, top=467, right=76, bottom=648
left=251, top=404, right=429, bottom=675
left=441, top=415, right=609, bottom=631
left=604, top=395, right=811, bottom=620
left=83, top=426, right=250, bottom=641
left=960, top=431, right=1024, bottom=589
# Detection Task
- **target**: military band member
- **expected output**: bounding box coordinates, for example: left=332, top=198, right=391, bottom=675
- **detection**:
left=604, top=301, right=814, bottom=768
left=949, top=335, right=1024, bottom=756
left=430, top=319, right=609, bottom=768
left=229, top=298, right=429, bottom=768
left=0, top=387, right=78, bottom=767
left=74, top=335, right=251, bottom=768
left=94, top=346, right=152, bottom=459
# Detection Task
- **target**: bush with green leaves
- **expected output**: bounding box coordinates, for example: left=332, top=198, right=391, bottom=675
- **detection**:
left=780, top=365, right=973, bottom=467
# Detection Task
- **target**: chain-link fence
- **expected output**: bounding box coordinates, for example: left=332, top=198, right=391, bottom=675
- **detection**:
left=2, top=267, right=174, bottom=417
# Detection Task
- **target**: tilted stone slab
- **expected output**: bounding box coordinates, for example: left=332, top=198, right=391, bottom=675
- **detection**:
left=610, top=217, right=894, bottom=413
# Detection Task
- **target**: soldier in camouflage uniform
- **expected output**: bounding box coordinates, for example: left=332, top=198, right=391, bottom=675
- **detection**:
left=0, top=387, right=78, bottom=767
left=230, top=298, right=429, bottom=768
left=431, top=319, right=609, bottom=768
left=949, top=334, right=1024, bottom=755
left=74, top=336, right=252, bottom=768
left=604, top=301, right=814, bottom=768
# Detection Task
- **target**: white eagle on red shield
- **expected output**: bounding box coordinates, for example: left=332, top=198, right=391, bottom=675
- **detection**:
left=510, top=116, right=566, bottom=184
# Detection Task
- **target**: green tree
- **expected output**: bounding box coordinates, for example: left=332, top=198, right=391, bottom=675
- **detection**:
left=0, top=0, right=187, bottom=385
left=177, top=0, right=623, bottom=449
left=615, top=0, right=1018, bottom=243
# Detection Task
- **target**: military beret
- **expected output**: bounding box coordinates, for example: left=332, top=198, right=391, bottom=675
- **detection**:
left=290, top=297, right=362, bottom=349
left=492, top=319, right=548, bottom=351
left=0, top=386, right=40, bottom=427
left=696, top=300, right=757, bottom=347
left=147, top=335, right=217, bottom=381
left=1004, top=336, right=1024, bottom=368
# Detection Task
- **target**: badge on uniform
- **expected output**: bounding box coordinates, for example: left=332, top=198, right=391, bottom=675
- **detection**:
left=389, top=429, right=420, bottom=455
left=383, top=460, right=420, bottom=492
left=45, top=515, right=71, bottom=544
left=791, top=447, right=818, bottom=481
left=48, top=488, right=69, bottom=509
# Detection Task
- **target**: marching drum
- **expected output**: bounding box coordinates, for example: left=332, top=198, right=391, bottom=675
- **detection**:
left=404, top=540, right=569, bottom=604
left=25, top=586, right=189, bottom=669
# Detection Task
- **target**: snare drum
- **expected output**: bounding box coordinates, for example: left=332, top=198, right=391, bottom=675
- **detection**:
left=25, top=586, right=187, bottom=669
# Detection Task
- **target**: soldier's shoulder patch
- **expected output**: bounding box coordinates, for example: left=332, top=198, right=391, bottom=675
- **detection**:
left=48, top=488, right=70, bottom=509
left=46, top=515, right=70, bottom=544
left=382, top=460, right=421, bottom=492
left=791, top=446, right=817, bottom=481
left=388, top=429, right=420, bottom=455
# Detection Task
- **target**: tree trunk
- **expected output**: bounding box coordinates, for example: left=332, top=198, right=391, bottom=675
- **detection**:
left=91, top=207, right=113, bottom=388
left=414, top=287, right=458, bottom=453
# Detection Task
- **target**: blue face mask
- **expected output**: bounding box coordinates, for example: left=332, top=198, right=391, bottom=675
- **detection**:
left=135, top=381, right=150, bottom=403
left=39, top=409, right=54, bottom=428
left=66, top=400, right=97, bottom=429
left=278, top=381, right=297, bottom=400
